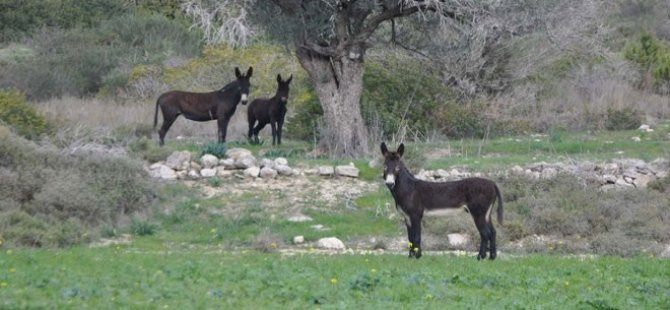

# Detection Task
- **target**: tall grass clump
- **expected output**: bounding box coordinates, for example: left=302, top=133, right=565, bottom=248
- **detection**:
left=0, top=125, right=154, bottom=247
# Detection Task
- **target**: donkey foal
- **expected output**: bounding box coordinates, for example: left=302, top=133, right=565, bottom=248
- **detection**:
left=381, top=142, right=503, bottom=260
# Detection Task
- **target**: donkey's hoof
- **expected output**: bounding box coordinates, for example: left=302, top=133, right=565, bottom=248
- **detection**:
left=489, top=253, right=497, bottom=260
left=477, top=253, right=487, bottom=260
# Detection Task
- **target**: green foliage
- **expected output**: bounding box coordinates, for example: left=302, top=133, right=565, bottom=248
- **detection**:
left=362, top=56, right=454, bottom=139
left=130, top=218, right=157, bottom=236
left=129, top=137, right=173, bottom=163
left=436, top=103, right=488, bottom=138
left=623, top=33, right=670, bottom=86
left=0, top=12, right=202, bottom=99
left=0, top=89, right=48, bottom=139
left=605, top=106, right=642, bottom=130
left=200, top=142, right=227, bottom=158
left=0, top=0, right=127, bottom=42
left=0, top=126, right=153, bottom=247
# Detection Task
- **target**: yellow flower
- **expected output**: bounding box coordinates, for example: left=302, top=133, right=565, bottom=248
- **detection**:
left=0, top=282, right=7, bottom=288
left=425, top=293, right=433, bottom=300
left=210, top=228, right=217, bottom=234
left=6, top=250, right=11, bottom=255
left=0, top=239, right=3, bottom=246
left=370, top=268, right=377, bottom=273
left=9, top=268, right=15, bottom=273
left=330, top=278, right=337, bottom=285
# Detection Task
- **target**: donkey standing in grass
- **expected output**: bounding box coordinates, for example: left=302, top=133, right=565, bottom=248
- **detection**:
left=381, top=142, right=503, bottom=260
left=247, top=74, right=292, bottom=145
left=154, top=66, right=253, bottom=145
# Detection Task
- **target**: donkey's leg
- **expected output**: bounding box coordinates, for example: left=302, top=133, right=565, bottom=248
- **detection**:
left=270, top=121, right=277, bottom=146
left=410, top=216, right=423, bottom=259
left=248, top=119, right=255, bottom=141
left=158, top=114, right=178, bottom=146
left=252, top=122, right=266, bottom=143
left=277, top=119, right=284, bottom=145
left=473, top=214, right=491, bottom=260
left=405, top=223, right=415, bottom=258
left=218, top=116, right=231, bottom=143
left=488, top=222, right=497, bottom=260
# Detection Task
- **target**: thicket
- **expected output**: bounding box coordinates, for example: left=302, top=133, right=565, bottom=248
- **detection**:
left=0, top=10, right=202, bottom=100
left=0, top=89, right=48, bottom=139
left=0, top=125, right=154, bottom=247
left=624, top=33, right=670, bottom=91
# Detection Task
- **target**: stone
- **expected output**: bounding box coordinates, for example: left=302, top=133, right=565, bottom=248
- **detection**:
left=335, top=163, right=359, bottom=178
left=541, top=167, right=558, bottom=179
left=274, top=164, right=294, bottom=176
left=151, top=164, right=176, bottom=180
left=510, top=165, right=524, bottom=174
left=200, top=168, right=217, bottom=178
left=187, top=169, right=201, bottom=179
left=244, top=166, right=260, bottom=178
left=259, top=158, right=275, bottom=169
left=259, top=167, right=278, bottom=179
left=219, top=158, right=236, bottom=170
left=287, top=214, right=313, bottom=222
left=274, top=157, right=288, bottom=166
left=200, top=154, right=219, bottom=169
left=225, top=148, right=252, bottom=160
left=316, top=237, right=345, bottom=250
left=165, top=151, right=192, bottom=170
left=318, top=166, right=335, bottom=176
left=293, top=236, right=305, bottom=244
left=447, top=233, right=469, bottom=246
left=633, top=174, right=655, bottom=188
left=235, top=155, right=257, bottom=169
left=660, top=244, right=670, bottom=259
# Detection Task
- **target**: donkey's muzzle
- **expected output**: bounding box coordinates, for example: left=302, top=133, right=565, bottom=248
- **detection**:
left=384, top=174, right=395, bottom=186
left=240, top=93, right=248, bottom=105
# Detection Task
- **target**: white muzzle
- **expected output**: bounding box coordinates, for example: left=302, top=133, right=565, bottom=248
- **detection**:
left=385, top=174, right=395, bottom=186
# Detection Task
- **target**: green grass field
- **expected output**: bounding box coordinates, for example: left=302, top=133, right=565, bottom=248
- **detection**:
left=1, top=246, right=668, bottom=309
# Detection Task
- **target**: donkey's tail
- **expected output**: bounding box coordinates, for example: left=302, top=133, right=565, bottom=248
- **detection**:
left=494, top=183, right=503, bottom=225
left=154, top=97, right=160, bottom=129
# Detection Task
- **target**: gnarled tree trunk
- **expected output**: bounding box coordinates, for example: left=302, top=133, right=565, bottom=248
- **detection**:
left=296, top=50, right=369, bottom=158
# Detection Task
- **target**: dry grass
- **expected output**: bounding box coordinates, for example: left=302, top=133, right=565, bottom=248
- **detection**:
left=37, top=96, right=255, bottom=144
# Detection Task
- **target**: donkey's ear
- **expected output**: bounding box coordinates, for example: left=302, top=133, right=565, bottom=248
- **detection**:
left=286, top=74, right=293, bottom=84
left=397, top=143, right=405, bottom=157
left=235, top=67, right=242, bottom=78
left=277, top=74, right=282, bottom=83
left=246, top=66, right=253, bottom=77
left=380, top=142, right=389, bottom=156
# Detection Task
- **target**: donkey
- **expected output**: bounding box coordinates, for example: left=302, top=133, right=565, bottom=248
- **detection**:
left=247, top=74, right=293, bottom=145
left=154, top=66, right=253, bottom=145
left=381, top=142, right=503, bottom=260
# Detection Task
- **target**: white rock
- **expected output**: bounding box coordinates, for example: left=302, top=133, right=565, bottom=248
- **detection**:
left=201, top=154, right=219, bottom=169
left=235, top=155, right=257, bottom=169
left=152, top=165, right=177, bottom=180
left=274, top=164, right=294, bottom=176
left=274, top=157, right=288, bottom=166
left=318, top=166, right=335, bottom=176
left=316, top=237, right=345, bottom=250
left=335, top=164, right=359, bottom=178
left=293, top=236, right=305, bottom=244
left=259, top=158, right=275, bottom=169
left=510, top=165, right=524, bottom=174
left=225, top=148, right=252, bottom=160
left=260, top=167, right=278, bottom=179
left=447, top=233, right=469, bottom=246
left=631, top=136, right=641, bottom=142
left=187, top=169, right=200, bottom=179
left=639, top=124, right=650, bottom=131
left=190, top=162, right=202, bottom=171
left=287, top=214, right=313, bottom=222
left=244, top=166, right=260, bottom=178
left=541, top=167, right=558, bottom=179
left=165, top=151, right=192, bottom=170
left=149, top=162, right=164, bottom=170
left=660, top=244, right=670, bottom=259
left=219, top=158, right=236, bottom=170
left=200, top=168, right=217, bottom=178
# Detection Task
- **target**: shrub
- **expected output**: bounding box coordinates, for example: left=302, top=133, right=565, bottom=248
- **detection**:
left=436, top=103, right=488, bottom=138
left=623, top=32, right=670, bottom=88
left=0, top=89, right=48, bottom=139
left=200, top=142, right=227, bottom=158
left=605, top=106, right=642, bottom=130
left=0, top=126, right=154, bottom=247
left=131, top=218, right=157, bottom=236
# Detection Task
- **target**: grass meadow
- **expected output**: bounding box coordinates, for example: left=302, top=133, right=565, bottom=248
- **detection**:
left=1, top=245, right=669, bottom=309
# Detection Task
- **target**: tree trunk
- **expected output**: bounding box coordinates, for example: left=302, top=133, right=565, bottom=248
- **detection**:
left=296, top=51, right=369, bottom=158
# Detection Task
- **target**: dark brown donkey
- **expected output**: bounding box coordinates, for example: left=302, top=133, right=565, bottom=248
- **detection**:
left=154, top=66, right=253, bottom=145
left=381, top=142, right=503, bottom=260
left=247, top=74, right=292, bottom=145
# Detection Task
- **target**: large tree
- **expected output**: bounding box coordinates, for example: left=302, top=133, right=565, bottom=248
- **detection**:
left=182, top=0, right=605, bottom=157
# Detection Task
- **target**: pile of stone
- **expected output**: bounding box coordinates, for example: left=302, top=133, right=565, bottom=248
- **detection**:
left=414, top=158, right=669, bottom=191
left=147, top=147, right=360, bottom=180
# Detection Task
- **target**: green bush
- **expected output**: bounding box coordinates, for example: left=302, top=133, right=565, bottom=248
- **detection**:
left=0, top=89, right=48, bottom=139
left=131, top=218, right=157, bottom=236
left=605, top=106, right=642, bottom=130
left=0, top=126, right=154, bottom=247
left=200, top=142, right=228, bottom=158
left=623, top=32, right=670, bottom=87
left=436, top=103, right=488, bottom=138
